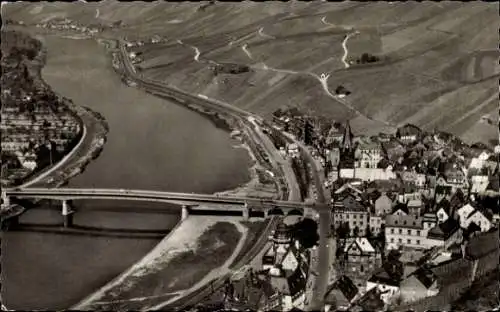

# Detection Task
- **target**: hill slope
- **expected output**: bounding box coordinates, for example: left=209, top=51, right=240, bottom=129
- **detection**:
left=3, top=1, right=498, bottom=143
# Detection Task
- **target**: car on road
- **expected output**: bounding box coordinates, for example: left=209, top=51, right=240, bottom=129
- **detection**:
left=119, top=189, right=126, bottom=193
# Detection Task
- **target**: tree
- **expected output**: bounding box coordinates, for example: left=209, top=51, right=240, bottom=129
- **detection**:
left=336, top=222, right=350, bottom=241
left=353, top=226, right=360, bottom=237
left=291, top=218, right=319, bottom=249
left=365, top=226, right=373, bottom=239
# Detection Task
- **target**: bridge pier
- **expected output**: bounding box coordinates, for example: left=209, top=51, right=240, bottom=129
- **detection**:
left=62, top=200, right=74, bottom=228
left=1, top=191, right=10, bottom=207
left=242, top=208, right=250, bottom=220
left=181, top=205, right=190, bottom=221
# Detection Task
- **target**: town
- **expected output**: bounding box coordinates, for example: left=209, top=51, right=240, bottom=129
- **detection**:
left=2, top=2, right=499, bottom=311
left=194, top=107, right=499, bottom=311
left=1, top=30, right=83, bottom=187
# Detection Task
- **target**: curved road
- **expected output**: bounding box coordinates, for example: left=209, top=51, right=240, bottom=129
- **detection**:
left=118, top=40, right=305, bottom=310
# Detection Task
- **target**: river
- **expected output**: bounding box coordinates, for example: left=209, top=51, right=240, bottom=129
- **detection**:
left=1, top=34, right=252, bottom=310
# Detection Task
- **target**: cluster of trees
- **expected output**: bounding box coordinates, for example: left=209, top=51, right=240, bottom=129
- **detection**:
left=290, top=217, right=319, bottom=249
left=291, top=155, right=310, bottom=200
left=355, top=53, right=380, bottom=64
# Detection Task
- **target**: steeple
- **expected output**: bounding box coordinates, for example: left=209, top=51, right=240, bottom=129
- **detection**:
left=342, top=120, right=354, bottom=151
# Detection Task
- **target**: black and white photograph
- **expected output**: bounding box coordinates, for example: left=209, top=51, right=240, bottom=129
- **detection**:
left=1, top=1, right=499, bottom=311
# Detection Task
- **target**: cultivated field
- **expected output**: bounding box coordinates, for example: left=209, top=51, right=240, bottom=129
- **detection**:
left=3, top=1, right=499, bottom=144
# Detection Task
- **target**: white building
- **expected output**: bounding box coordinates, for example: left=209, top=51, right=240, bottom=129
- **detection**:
left=460, top=209, right=493, bottom=232
left=355, top=141, right=382, bottom=169
left=468, top=151, right=490, bottom=169
left=385, top=214, right=426, bottom=250
left=456, top=204, right=476, bottom=228
left=353, top=167, right=396, bottom=182
left=425, top=218, right=462, bottom=249
left=369, top=215, right=384, bottom=236
left=286, top=143, right=300, bottom=158
left=470, top=175, right=490, bottom=194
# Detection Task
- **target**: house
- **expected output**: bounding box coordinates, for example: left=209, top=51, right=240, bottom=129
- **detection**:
left=350, top=287, right=385, bottom=312
left=369, top=215, right=384, bottom=236
left=398, top=192, right=423, bottom=216
left=324, top=275, right=359, bottom=311
left=470, top=175, right=490, bottom=194
left=286, top=143, right=300, bottom=158
left=399, top=267, right=439, bottom=303
left=355, top=140, right=382, bottom=169
left=422, top=212, right=438, bottom=229
left=461, top=209, right=493, bottom=233
left=263, top=221, right=303, bottom=274
left=396, top=124, right=422, bottom=144
left=436, top=167, right=469, bottom=195
left=434, top=184, right=453, bottom=203
left=353, top=167, right=397, bottom=182
left=426, top=218, right=462, bottom=249
left=268, top=266, right=307, bottom=311
left=333, top=182, right=365, bottom=202
left=435, top=199, right=452, bottom=224
left=261, top=221, right=309, bottom=311
left=330, top=147, right=341, bottom=170
left=374, top=192, right=393, bottom=216
left=468, top=151, right=490, bottom=169
left=392, top=201, right=409, bottom=216
left=400, top=171, right=426, bottom=189
left=456, top=204, right=476, bottom=228
left=385, top=214, right=428, bottom=250
left=333, top=195, right=369, bottom=236
left=341, top=238, right=382, bottom=288
left=366, top=265, right=402, bottom=304
left=326, top=124, right=345, bottom=145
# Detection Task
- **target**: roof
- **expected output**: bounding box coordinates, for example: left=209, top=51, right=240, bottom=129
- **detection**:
left=427, top=218, right=460, bottom=240
left=340, top=196, right=366, bottom=212
left=435, top=184, right=453, bottom=195
left=435, top=198, right=451, bottom=214
left=397, top=123, right=422, bottom=136
left=345, top=238, right=376, bottom=254
left=407, top=267, right=437, bottom=289
left=353, top=287, right=385, bottom=311
left=465, top=228, right=500, bottom=259
left=392, top=201, right=409, bottom=215
left=357, top=140, right=381, bottom=151
left=385, top=214, right=423, bottom=229
left=368, top=266, right=401, bottom=287
left=324, top=275, right=359, bottom=304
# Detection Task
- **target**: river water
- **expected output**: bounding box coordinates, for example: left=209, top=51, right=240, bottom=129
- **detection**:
left=1, top=34, right=251, bottom=310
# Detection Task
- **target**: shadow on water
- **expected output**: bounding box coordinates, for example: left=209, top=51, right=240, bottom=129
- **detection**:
left=10, top=223, right=170, bottom=239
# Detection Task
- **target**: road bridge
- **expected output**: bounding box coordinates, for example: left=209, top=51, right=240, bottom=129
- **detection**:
left=2, top=188, right=325, bottom=227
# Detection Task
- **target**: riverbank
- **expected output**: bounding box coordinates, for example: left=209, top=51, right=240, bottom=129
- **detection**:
left=72, top=217, right=247, bottom=311
left=1, top=27, right=110, bottom=189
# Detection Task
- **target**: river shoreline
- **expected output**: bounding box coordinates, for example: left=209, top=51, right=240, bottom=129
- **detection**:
left=3, top=26, right=276, bottom=310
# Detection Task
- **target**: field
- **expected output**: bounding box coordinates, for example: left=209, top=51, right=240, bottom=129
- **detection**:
left=3, top=1, right=498, bottom=143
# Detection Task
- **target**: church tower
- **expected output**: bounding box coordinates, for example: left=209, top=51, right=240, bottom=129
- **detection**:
left=339, top=120, right=355, bottom=169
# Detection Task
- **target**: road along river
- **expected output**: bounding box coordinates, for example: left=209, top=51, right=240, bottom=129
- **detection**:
left=1, top=33, right=253, bottom=311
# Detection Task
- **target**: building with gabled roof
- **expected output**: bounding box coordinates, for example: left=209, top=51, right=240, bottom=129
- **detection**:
left=426, top=218, right=462, bottom=249
left=396, top=124, right=422, bottom=144
left=350, top=286, right=385, bottom=312
left=366, top=264, right=402, bottom=304
left=399, top=267, right=439, bottom=303
left=341, top=238, right=382, bottom=288
left=385, top=214, right=427, bottom=250
left=324, top=275, right=359, bottom=311
left=261, top=220, right=309, bottom=311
